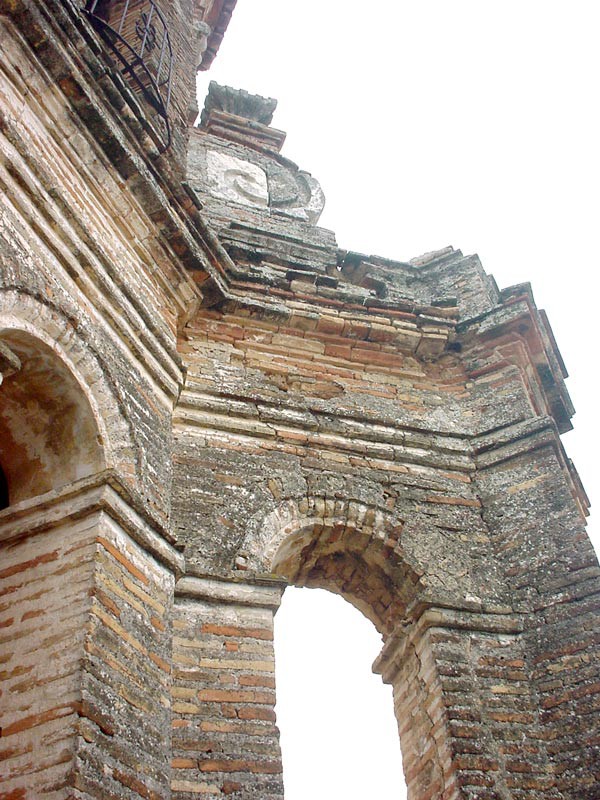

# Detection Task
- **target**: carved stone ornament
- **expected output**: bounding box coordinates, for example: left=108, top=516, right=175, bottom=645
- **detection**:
left=206, top=150, right=269, bottom=208
left=200, top=81, right=277, bottom=128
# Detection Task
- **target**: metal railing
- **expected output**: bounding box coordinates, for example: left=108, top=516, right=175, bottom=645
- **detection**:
left=83, top=0, right=173, bottom=149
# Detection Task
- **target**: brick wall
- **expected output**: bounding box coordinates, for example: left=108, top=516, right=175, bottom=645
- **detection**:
left=0, top=509, right=97, bottom=797
left=77, top=513, right=177, bottom=798
left=1, top=5, right=599, bottom=797
left=475, top=446, right=600, bottom=797
left=0, top=477, right=183, bottom=799
left=171, top=579, right=284, bottom=799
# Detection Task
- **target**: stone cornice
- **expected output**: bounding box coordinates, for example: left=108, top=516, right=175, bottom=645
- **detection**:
left=0, top=470, right=185, bottom=574
left=175, top=575, right=284, bottom=609
left=459, top=285, right=574, bottom=434
left=217, top=294, right=457, bottom=361
left=174, top=390, right=475, bottom=472
left=373, top=601, right=525, bottom=684
left=472, top=416, right=590, bottom=519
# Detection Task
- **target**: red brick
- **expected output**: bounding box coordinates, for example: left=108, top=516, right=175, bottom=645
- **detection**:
left=201, top=624, right=273, bottom=641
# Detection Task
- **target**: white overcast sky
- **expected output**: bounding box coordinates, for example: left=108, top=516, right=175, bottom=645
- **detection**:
left=197, top=2, right=599, bottom=797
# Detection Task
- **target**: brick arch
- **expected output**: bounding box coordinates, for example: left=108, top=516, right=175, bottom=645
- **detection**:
left=0, top=331, right=105, bottom=504
left=0, top=291, right=136, bottom=499
left=240, top=496, right=424, bottom=635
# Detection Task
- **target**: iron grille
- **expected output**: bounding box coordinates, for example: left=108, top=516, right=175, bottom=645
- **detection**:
left=83, top=0, right=173, bottom=149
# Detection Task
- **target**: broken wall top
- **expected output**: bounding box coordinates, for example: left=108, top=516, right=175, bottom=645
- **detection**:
left=184, top=83, right=575, bottom=436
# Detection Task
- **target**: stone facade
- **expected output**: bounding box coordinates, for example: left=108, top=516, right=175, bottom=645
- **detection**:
left=0, top=2, right=598, bottom=799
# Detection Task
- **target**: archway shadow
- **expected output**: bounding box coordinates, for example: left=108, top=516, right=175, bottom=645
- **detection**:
left=0, top=328, right=105, bottom=507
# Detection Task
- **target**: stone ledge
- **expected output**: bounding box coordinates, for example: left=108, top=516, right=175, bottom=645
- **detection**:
left=173, top=402, right=475, bottom=473
left=175, top=575, right=284, bottom=609
left=374, top=603, right=525, bottom=683
left=472, top=416, right=589, bottom=518
left=0, top=470, right=185, bottom=574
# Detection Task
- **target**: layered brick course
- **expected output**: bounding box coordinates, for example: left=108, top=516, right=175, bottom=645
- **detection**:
left=0, top=511, right=97, bottom=798
left=0, top=477, right=183, bottom=799
left=78, top=517, right=176, bottom=799
left=171, top=580, right=283, bottom=799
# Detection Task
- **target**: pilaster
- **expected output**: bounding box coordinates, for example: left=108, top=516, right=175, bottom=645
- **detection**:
left=0, top=473, right=183, bottom=799
left=171, top=576, right=284, bottom=799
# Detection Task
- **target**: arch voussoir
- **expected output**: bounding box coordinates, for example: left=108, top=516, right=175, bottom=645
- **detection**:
left=237, top=492, right=424, bottom=635
left=0, top=291, right=136, bottom=487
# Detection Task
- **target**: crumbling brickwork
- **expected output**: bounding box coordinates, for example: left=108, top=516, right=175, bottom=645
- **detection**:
left=0, top=2, right=598, bottom=798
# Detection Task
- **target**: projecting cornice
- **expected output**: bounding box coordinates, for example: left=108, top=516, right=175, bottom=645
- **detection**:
left=198, top=0, right=239, bottom=71
left=458, top=283, right=574, bottom=434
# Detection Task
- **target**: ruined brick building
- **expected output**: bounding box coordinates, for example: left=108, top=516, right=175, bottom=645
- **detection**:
left=0, top=1, right=599, bottom=798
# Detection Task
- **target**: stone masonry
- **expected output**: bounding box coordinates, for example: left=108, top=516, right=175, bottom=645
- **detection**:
left=0, top=2, right=598, bottom=799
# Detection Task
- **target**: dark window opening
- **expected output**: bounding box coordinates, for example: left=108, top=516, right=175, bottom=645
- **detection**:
left=0, top=465, right=9, bottom=511
left=82, top=0, right=174, bottom=150
left=87, top=0, right=111, bottom=20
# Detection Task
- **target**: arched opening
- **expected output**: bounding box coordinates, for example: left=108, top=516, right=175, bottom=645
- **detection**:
left=0, top=329, right=105, bottom=507
left=270, top=516, right=416, bottom=637
left=267, top=512, right=418, bottom=799
left=275, top=586, right=407, bottom=799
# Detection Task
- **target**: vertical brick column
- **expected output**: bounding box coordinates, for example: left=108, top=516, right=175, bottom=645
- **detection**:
left=373, top=605, right=554, bottom=800
left=474, top=436, right=600, bottom=798
left=0, top=498, right=98, bottom=797
left=171, top=577, right=284, bottom=799
left=0, top=475, right=184, bottom=800
left=78, top=488, right=183, bottom=799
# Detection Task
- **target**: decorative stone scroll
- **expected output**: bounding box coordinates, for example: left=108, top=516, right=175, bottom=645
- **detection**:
left=192, top=83, right=326, bottom=224
left=206, top=150, right=269, bottom=208
left=203, top=147, right=325, bottom=222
